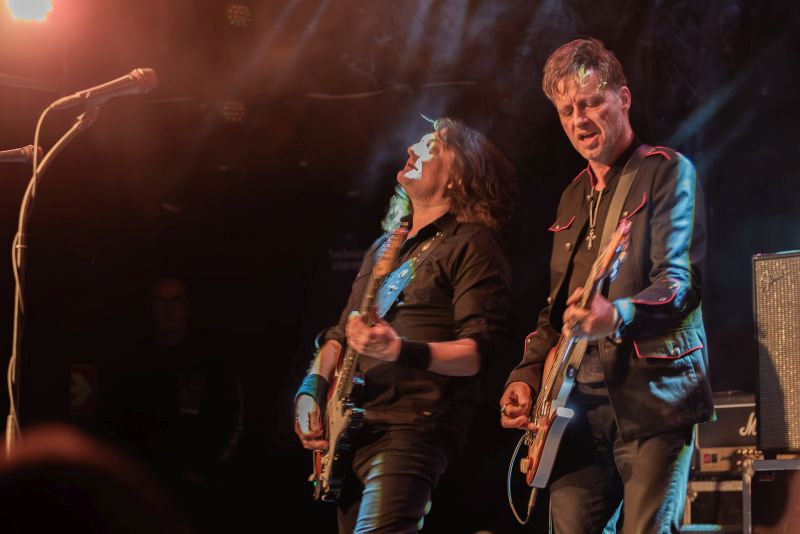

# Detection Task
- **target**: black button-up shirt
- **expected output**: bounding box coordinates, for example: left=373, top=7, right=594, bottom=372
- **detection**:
left=325, top=213, right=511, bottom=450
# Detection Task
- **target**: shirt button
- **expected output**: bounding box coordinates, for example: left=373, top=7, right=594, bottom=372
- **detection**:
left=622, top=211, right=629, bottom=217
left=547, top=296, right=553, bottom=305
left=554, top=225, right=560, bottom=230
left=672, top=346, right=682, bottom=356
left=565, top=242, right=572, bottom=251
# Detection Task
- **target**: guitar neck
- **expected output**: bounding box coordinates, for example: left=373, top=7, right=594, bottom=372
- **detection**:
left=534, top=246, right=611, bottom=418
left=578, top=260, right=606, bottom=309
left=334, top=272, right=382, bottom=401
left=332, top=224, right=408, bottom=403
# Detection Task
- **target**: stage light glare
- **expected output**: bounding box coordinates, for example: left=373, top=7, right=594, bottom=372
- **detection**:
left=227, top=4, right=252, bottom=28
left=7, top=0, right=53, bottom=22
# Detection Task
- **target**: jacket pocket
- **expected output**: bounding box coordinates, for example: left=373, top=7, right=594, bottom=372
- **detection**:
left=633, top=328, right=704, bottom=359
left=548, top=215, right=576, bottom=233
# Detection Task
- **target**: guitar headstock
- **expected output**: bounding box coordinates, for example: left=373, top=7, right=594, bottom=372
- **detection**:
left=373, top=223, right=409, bottom=278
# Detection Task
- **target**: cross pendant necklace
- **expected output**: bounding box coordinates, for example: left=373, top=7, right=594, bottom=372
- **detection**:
left=586, top=186, right=604, bottom=250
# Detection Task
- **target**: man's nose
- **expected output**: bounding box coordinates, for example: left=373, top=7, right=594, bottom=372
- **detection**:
left=573, top=108, right=589, bottom=126
left=409, top=141, right=426, bottom=157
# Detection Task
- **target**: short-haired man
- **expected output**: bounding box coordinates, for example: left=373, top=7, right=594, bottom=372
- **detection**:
left=500, top=38, right=713, bottom=533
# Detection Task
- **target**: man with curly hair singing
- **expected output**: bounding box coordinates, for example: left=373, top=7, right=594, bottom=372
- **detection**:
left=296, top=117, right=517, bottom=533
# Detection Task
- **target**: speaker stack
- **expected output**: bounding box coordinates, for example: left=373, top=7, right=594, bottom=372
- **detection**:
left=746, top=251, right=800, bottom=532
left=752, top=251, right=800, bottom=455
left=682, top=251, right=800, bottom=533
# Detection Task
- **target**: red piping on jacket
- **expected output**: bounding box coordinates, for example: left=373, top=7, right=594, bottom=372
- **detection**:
left=622, top=193, right=647, bottom=221
left=548, top=215, right=576, bottom=232
left=646, top=147, right=672, bottom=160
left=634, top=341, right=703, bottom=359
left=523, top=331, right=536, bottom=352
left=572, top=165, right=591, bottom=183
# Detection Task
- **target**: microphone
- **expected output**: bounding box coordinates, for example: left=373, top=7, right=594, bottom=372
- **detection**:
left=0, top=145, right=44, bottom=164
left=51, top=68, right=158, bottom=110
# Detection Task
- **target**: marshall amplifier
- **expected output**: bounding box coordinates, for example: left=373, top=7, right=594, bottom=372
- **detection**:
left=695, top=391, right=762, bottom=473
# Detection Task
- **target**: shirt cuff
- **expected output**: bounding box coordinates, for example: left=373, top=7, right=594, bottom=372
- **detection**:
left=610, top=298, right=635, bottom=343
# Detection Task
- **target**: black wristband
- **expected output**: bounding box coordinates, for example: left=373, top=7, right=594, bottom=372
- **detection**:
left=395, top=340, right=432, bottom=370
left=295, top=373, right=329, bottom=405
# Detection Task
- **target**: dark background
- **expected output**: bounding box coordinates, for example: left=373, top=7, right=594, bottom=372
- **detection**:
left=1, top=1, right=798, bottom=532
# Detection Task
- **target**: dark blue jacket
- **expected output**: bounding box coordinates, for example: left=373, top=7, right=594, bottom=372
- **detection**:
left=507, top=145, right=714, bottom=441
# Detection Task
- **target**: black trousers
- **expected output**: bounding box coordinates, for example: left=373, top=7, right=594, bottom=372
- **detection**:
left=548, top=389, right=694, bottom=534
left=337, top=425, right=450, bottom=534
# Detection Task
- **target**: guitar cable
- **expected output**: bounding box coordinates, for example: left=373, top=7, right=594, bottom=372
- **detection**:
left=507, top=432, right=536, bottom=525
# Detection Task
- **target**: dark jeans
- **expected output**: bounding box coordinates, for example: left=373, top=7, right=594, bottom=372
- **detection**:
left=337, top=425, right=450, bottom=534
left=549, top=389, right=694, bottom=534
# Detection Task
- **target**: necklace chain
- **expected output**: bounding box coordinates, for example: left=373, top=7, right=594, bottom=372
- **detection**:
left=586, top=186, right=604, bottom=250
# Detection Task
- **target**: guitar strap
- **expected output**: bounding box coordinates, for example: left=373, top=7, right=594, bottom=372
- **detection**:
left=597, top=144, right=650, bottom=256
left=568, top=144, right=650, bottom=369
left=375, top=229, right=448, bottom=318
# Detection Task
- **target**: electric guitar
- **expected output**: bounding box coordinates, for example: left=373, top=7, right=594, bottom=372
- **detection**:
left=519, top=219, right=631, bottom=512
left=311, top=223, right=408, bottom=501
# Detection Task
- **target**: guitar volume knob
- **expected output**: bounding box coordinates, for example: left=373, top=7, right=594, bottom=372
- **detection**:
left=520, top=458, right=530, bottom=474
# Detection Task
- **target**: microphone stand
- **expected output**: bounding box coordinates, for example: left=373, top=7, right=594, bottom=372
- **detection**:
left=5, top=105, right=101, bottom=456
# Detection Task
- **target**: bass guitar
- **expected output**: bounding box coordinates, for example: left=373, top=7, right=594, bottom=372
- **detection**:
left=312, top=223, right=408, bottom=501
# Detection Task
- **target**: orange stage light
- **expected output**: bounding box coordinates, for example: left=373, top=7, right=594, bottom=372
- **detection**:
left=227, top=4, right=252, bottom=28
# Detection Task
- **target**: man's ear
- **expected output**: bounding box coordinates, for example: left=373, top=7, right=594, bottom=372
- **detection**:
left=619, top=85, right=631, bottom=114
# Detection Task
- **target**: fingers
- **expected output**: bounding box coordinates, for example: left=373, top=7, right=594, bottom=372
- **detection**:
left=294, top=412, right=319, bottom=437
left=501, top=415, right=530, bottom=429
left=297, top=413, right=322, bottom=436
left=345, top=313, right=400, bottom=359
left=500, top=382, right=533, bottom=429
left=345, top=311, right=365, bottom=339
left=563, top=298, right=590, bottom=339
left=566, top=287, right=584, bottom=306
left=562, top=294, right=616, bottom=340
left=295, top=395, right=325, bottom=449
left=294, top=417, right=328, bottom=450
left=301, top=437, right=329, bottom=450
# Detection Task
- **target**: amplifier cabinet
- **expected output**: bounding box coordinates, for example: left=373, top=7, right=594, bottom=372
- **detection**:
left=695, top=392, right=760, bottom=473
left=752, top=251, right=800, bottom=453
left=742, top=458, right=800, bottom=533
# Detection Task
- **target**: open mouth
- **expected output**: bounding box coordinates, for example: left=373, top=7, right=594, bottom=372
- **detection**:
left=403, top=159, right=418, bottom=173
left=578, top=132, right=598, bottom=142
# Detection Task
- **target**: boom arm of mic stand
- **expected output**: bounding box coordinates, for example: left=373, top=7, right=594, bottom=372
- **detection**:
left=5, top=106, right=102, bottom=456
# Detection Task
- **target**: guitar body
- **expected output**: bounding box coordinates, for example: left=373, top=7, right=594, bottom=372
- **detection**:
left=522, top=342, right=581, bottom=488
left=313, top=370, right=364, bottom=501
